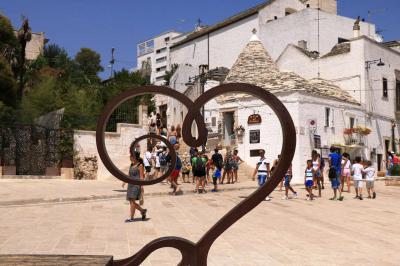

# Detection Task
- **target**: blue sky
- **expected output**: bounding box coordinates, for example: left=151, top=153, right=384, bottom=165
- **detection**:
left=1, top=0, right=399, bottom=79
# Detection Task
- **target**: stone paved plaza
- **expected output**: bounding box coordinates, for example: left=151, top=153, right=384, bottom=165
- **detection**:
left=0, top=180, right=399, bottom=265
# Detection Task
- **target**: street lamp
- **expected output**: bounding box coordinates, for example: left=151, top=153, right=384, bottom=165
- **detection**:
left=365, top=58, right=385, bottom=70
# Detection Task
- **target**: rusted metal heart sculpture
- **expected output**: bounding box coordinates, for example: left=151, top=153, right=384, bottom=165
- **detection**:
left=96, top=83, right=296, bottom=265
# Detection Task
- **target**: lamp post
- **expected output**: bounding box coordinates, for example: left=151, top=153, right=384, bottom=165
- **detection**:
left=365, top=58, right=385, bottom=70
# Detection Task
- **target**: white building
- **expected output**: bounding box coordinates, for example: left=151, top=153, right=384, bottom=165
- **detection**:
left=136, top=30, right=182, bottom=85
left=148, top=0, right=400, bottom=178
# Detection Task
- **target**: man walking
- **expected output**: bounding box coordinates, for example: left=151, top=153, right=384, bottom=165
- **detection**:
left=328, top=147, right=344, bottom=201
left=252, top=149, right=271, bottom=201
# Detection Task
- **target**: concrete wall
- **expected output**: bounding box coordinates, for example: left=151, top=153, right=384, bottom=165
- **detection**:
left=258, top=0, right=306, bottom=23
left=304, top=0, right=337, bottom=14
left=74, top=123, right=147, bottom=181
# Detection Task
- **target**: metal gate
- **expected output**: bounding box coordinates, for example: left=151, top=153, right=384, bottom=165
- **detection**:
left=0, top=124, right=72, bottom=175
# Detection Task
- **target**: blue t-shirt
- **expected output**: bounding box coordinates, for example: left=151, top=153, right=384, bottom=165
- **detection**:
left=329, top=153, right=342, bottom=174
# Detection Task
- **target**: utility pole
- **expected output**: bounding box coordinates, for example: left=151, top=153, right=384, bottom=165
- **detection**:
left=109, top=47, right=115, bottom=79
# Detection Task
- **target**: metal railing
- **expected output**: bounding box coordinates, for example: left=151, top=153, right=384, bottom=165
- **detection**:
left=344, top=133, right=367, bottom=146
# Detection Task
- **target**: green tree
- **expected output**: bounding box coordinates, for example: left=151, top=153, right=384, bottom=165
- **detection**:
left=0, top=14, right=18, bottom=63
left=0, top=55, right=17, bottom=108
left=42, top=43, right=69, bottom=69
left=74, top=48, right=103, bottom=84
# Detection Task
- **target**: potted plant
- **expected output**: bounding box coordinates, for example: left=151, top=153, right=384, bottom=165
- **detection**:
left=343, top=128, right=353, bottom=135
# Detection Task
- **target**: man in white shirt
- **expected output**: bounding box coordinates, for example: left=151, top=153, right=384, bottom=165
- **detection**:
left=363, top=161, right=376, bottom=199
left=252, top=149, right=271, bottom=201
left=351, top=156, right=364, bottom=200
left=143, top=148, right=153, bottom=179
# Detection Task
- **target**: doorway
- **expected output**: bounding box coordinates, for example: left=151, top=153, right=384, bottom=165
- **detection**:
left=377, top=154, right=382, bottom=171
left=223, top=111, right=235, bottom=146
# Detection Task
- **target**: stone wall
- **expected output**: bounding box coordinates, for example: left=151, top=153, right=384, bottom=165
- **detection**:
left=74, top=123, right=147, bottom=181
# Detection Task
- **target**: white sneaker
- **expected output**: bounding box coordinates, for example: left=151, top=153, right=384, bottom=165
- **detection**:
left=265, top=196, right=271, bottom=201
left=293, top=192, right=298, bottom=199
left=282, top=196, right=289, bottom=200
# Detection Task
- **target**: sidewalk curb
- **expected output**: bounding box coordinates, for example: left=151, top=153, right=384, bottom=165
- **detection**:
left=0, top=185, right=258, bottom=207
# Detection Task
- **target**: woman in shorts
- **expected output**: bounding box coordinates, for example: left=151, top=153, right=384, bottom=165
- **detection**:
left=341, top=153, right=351, bottom=192
left=232, top=150, right=243, bottom=183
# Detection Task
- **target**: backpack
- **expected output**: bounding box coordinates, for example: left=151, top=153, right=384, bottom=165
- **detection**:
left=195, top=157, right=205, bottom=172
left=328, top=167, right=337, bottom=180
left=159, top=152, right=167, bottom=166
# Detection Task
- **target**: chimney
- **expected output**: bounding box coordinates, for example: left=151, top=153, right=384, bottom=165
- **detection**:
left=353, top=16, right=361, bottom=38
left=298, top=40, right=308, bottom=50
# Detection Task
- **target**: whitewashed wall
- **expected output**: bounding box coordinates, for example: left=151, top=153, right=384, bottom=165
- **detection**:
left=258, top=0, right=306, bottom=23
left=170, top=14, right=259, bottom=70
left=74, top=124, right=147, bottom=181
left=278, top=37, right=400, bottom=124
left=260, top=8, right=376, bottom=60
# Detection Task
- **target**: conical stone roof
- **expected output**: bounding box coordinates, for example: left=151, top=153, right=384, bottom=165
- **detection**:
left=223, top=36, right=358, bottom=104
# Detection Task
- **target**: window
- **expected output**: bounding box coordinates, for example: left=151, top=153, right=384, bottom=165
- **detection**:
left=350, top=117, right=355, bottom=129
left=164, top=37, right=170, bottom=42
left=156, top=66, right=167, bottom=72
left=325, top=108, right=330, bottom=127
left=155, top=75, right=166, bottom=81
left=156, top=56, right=167, bottom=63
left=383, top=78, right=388, bottom=98
left=156, top=47, right=167, bottom=54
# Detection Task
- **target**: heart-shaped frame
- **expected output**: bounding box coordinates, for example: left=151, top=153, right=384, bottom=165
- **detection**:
left=96, top=83, right=296, bottom=265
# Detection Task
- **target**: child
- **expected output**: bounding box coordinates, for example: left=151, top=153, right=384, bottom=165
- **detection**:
left=181, top=158, right=191, bottom=183
left=363, top=161, right=376, bottom=199
left=210, top=163, right=221, bottom=192
left=351, top=156, right=364, bottom=200
left=305, top=160, right=315, bottom=200
left=282, top=163, right=298, bottom=200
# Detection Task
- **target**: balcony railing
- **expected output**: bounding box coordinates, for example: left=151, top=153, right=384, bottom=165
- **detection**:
left=344, top=133, right=366, bottom=146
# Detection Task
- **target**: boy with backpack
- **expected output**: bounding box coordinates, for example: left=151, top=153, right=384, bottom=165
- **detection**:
left=191, top=149, right=207, bottom=193
left=210, top=162, right=221, bottom=192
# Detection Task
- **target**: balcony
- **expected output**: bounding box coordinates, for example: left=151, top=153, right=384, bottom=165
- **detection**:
left=343, top=127, right=371, bottom=146
left=344, top=133, right=366, bottom=146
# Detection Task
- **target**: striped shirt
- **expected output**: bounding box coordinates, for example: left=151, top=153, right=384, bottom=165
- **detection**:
left=305, top=168, right=314, bottom=181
